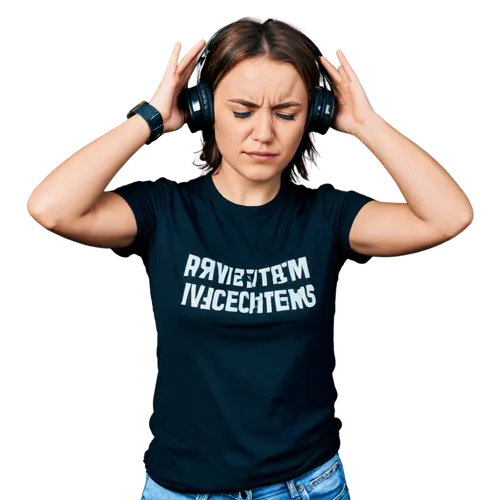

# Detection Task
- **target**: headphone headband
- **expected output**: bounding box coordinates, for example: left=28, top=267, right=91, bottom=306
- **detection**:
left=194, top=24, right=227, bottom=85
left=194, top=23, right=333, bottom=92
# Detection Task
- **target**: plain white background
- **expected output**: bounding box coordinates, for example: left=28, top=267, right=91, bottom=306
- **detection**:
left=135, top=472, right=142, bottom=498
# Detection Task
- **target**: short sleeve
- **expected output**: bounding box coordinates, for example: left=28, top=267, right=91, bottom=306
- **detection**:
left=110, top=177, right=175, bottom=258
left=317, top=183, right=375, bottom=264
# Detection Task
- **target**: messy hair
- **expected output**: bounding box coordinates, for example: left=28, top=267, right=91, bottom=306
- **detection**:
left=192, top=17, right=324, bottom=184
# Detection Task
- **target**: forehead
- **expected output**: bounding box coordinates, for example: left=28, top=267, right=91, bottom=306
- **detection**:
left=216, top=57, right=307, bottom=98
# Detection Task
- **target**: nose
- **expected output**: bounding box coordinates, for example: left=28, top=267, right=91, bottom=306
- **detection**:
left=251, top=110, right=275, bottom=143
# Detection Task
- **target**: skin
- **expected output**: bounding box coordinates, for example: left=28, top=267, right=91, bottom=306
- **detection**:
left=211, top=57, right=309, bottom=206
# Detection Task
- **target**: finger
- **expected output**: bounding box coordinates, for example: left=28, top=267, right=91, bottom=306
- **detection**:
left=336, top=50, right=357, bottom=82
left=178, top=38, right=205, bottom=74
left=176, top=46, right=205, bottom=91
left=178, top=54, right=198, bottom=85
left=167, top=40, right=181, bottom=75
left=335, top=55, right=351, bottom=83
left=319, top=55, right=344, bottom=87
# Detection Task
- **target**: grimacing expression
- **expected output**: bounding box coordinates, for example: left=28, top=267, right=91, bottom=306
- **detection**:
left=213, top=57, right=309, bottom=181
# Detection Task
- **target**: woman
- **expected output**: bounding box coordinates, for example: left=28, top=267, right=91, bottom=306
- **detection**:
left=27, top=17, right=473, bottom=500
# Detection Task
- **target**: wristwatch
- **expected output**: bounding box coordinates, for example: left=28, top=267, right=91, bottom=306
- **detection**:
left=126, top=100, right=164, bottom=145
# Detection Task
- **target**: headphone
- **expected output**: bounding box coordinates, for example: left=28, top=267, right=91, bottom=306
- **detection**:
left=179, top=23, right=336, bottom=136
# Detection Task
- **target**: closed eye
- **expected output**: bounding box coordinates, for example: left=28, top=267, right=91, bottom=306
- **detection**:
left=233, top=111, right=296, bottom=121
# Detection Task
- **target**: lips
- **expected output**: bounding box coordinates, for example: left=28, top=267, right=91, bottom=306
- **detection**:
left=245, top=152, right=277, bottom=162
left=245, top=152, right=277, bottom=156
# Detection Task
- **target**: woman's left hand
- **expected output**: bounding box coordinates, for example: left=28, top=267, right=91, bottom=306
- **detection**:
left=319, top=50, right=379, bottom=136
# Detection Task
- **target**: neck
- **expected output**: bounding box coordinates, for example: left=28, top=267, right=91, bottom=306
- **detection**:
left=211, top=163, right=282, bottom=207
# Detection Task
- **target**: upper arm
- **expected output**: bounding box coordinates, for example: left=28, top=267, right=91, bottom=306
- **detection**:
left=48, top=191, right=138, bottom=250
left=349, top=200, right=467, bottom=257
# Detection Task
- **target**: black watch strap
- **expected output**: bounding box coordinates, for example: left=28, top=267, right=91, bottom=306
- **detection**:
left=126, top=100, right=164, bottom=145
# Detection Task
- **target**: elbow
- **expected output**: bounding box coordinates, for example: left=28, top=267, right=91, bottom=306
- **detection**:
left=459, top=204, right=476, bottom=234
left=27, top=198, right=56, bottom=230
left=444, top=210, right=474, bottom=239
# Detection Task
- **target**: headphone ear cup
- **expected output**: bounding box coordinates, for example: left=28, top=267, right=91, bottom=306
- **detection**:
left=197, top=81, right=214, bottom=131
left=318, top=88, right=335, bottom=129
left=305, top=87, right=321, bottom=133
left=180, top=86, right=199, bottom=133
left=180, top=82, right=214, bottom=133
left=307, top=86, right=334, bottom=135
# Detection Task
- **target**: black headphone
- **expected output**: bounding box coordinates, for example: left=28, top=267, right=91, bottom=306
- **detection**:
left=179, top=23, right=336, bottom=136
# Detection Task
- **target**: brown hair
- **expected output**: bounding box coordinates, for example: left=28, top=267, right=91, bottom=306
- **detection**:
left=192, top=17, right=323, bottom=184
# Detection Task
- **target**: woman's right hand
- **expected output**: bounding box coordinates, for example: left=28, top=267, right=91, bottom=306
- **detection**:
left=149, top=39, right=206, bottom=134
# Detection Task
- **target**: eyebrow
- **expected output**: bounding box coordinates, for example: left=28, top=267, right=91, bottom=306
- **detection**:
left=227, top=98, right=303, bottom=110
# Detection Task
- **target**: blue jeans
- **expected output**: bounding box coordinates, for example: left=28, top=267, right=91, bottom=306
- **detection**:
left=140, top=452, right=351, bottom=500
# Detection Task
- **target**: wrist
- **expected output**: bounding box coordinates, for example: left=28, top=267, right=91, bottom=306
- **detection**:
left=353, top=113, right=385, bottom=141
left=149, top=99, right=166, bottom=120
left=127, top=113, right=152, bottom=145
left=127, top=100, right=164, bottom=144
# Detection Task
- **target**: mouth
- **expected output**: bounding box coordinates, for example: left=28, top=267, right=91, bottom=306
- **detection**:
left=245, top=152, right=278, bottom=160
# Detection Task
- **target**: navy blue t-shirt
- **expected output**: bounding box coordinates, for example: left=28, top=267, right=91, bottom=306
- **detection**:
left=111, top=172, right=374, bottom=493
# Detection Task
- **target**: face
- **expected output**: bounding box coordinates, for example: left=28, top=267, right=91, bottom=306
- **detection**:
left=213, top=57, right=309, bottom=182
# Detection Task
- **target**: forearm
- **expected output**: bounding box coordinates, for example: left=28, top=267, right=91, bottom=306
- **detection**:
left=354, top=113, right=474, bottom=234
left=27, top=114, right=151, bottom=227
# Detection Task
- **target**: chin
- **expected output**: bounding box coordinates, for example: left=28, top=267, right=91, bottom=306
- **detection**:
left=241, top=166, right=283, bottom=182
left=218, top=155, right=284, bottom=182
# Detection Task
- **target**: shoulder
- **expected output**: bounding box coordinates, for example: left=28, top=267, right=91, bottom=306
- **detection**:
left=296, top=182, right=374, bottom=220
left=114, top=175, right=178, bottom=192
left=111, top=176, right=178, bottom=203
